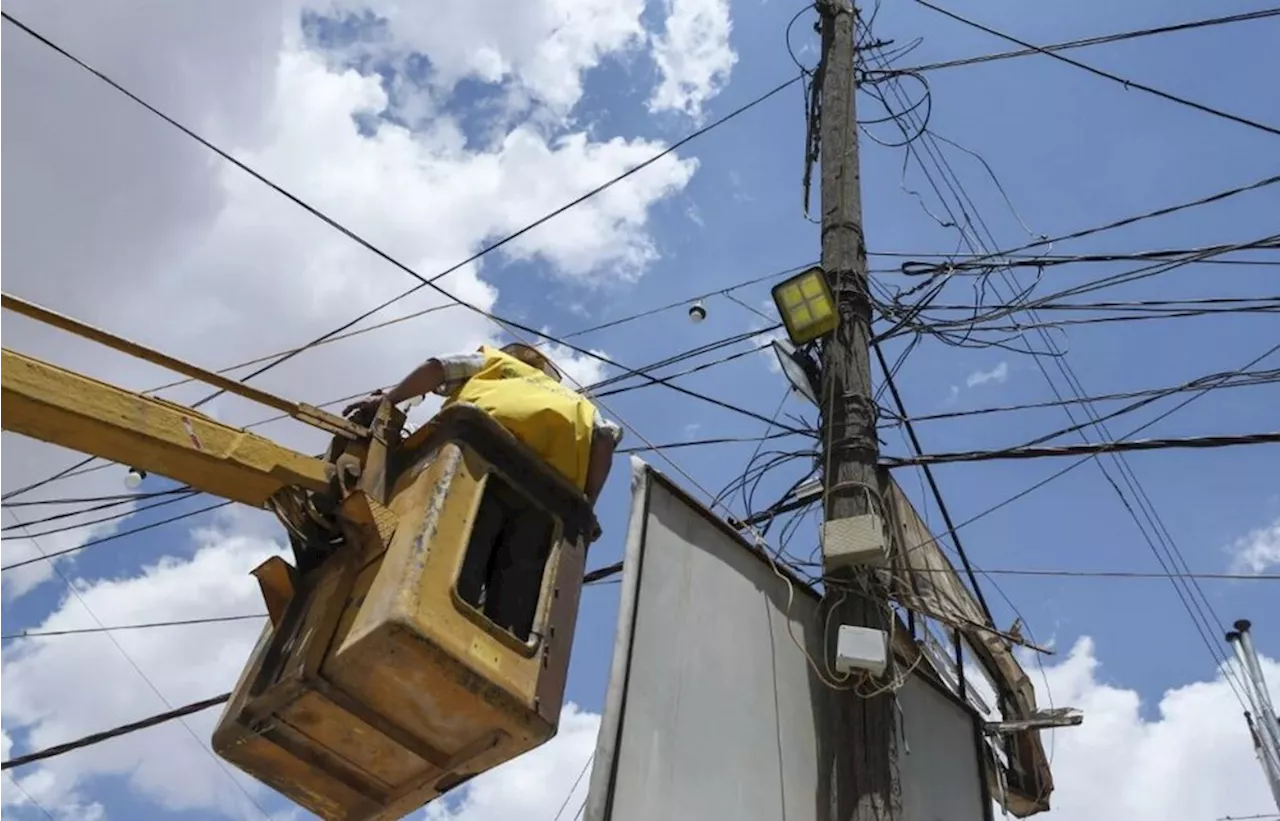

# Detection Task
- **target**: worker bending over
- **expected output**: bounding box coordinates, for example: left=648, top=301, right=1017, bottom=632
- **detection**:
left=344, top=342, right=622, bottom=504
left=345, top=343, right=619, bottom=639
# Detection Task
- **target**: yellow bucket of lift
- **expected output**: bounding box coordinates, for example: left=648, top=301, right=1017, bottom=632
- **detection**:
left=212, top=403, right=595, bottom=820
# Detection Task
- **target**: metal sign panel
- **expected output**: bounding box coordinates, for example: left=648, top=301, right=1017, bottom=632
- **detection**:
left=585, top=460, right=990, bottom=821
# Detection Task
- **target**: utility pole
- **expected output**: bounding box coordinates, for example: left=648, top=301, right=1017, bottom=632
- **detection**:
left=1227, top=620, right=1280, bottom=811
left=815, top=1, right=899, bottom=819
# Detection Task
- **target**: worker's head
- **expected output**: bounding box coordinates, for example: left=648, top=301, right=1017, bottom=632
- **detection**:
left=500, top=342, right=563, bottom=383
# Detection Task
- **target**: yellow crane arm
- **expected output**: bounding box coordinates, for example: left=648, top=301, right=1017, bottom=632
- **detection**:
left=1, top=348, right=330, bottom=506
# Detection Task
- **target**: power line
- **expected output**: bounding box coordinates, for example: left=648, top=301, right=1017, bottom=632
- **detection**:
left=3, top=613, right=266, bottom=641
left=874, top=343, right=993, bottom=623
left=0, top=692, right=232, bottom=771
left=914, top=0, right=1280, bottom=138
left=4, top=772, right=57, bottom=820
left=1, top=501, right=232, bottom=572
left=618, top=430, right=804, bottom=455
left=580, top=560, right=1278, bottom=585
left=861, top=31, right=1259, bottom=727
left=2, top=9, right=803, bottom=498
left=883, top=432, right=1280, bottom=467
left=0, top=509, right=272, bottom=818
left=884, top=7, right=1280, bottom=75
left=0, top=326, right=808, bottom=572
left=884, top=367, right=1280, bottom=425
left=1, top=490, right=199, bottom=536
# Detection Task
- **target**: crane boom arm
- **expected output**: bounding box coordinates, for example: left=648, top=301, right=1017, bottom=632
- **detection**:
left=1, top=348, right=330, bottom=506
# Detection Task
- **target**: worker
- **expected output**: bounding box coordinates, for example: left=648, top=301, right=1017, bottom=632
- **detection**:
left=344, top=342, right=620, bottom=639
left=344, top=342, right=622, bottom=503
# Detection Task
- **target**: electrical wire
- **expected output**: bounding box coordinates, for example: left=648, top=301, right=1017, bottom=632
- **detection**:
left=1, top=489, right=199, bottom=537
left=2, top=9, right=804, bottom=499
left=0, top=326, right=813, bottom=573
left=580, top=560, right=1280, bottom=585
left=4, top=772, right=57, bottom=820
left=0, top=509, right=273, bottom=818
left=3, top=614, right=266, bottom=641
left=914, top=0, right=1280, bottom=138
left=1, top=693, right=232, bottom=772
left=881, top=7, right=1280, bottom=75
left=1, top=501, right=233, bottom=572
left=883, top=432, right=1280, bottom=467
left=884, top=366, right=1280, bottom=426
left=857, top=28, right=1264, bottom=769
left=13, top=281, right=801, bottom=500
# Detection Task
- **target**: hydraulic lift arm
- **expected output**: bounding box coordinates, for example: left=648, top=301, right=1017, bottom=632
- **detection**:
left=0, top=290, right=359, bottom=506
left=1, top=348, right=331, bottom=506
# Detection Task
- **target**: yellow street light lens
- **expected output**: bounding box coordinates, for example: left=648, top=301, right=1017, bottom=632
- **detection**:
left=771, top=266, right=837, bottom=345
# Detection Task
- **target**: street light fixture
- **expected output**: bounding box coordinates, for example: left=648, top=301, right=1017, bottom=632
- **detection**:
left=770, top=265, right=837, bottom=346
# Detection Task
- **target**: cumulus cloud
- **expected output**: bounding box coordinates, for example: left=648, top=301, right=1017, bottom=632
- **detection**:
left=965, top=361, right=1009, bottom=388
left=1, top=0, right=698, bottom=602
left=1032, top=636, right=1280, bottom=820
left=309, top=0, right=648, bottom=118
left=1, top=528, right=282, bottom=815
left=423, top=706, right=599, bottom=821
left=1228, top=516, right=1280, bottom=575
left=8, top=536, right=1276, bottom=821
left=648, top=0, right=737, bottom=122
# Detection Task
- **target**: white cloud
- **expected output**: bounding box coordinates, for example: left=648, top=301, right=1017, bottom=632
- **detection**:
left=9, top=533, right=1278, bottom=821
left=1, top=0, right=695, bottom=602
left=422, top=705, right=599, bottom=821
left=308, top=0, right=648, bottom=118
left=1031, top=636, right=1280, bottom=820
left=648, top=0, right=737, bottom=122
left=1228, top=516, right=1280, bottom=575
left=1, top=529, right=283, bottom=815
left=965, top=361, right=1009, bottom=388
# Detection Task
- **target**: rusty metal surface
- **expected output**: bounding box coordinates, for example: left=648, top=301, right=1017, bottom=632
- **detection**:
left=214, top=404, right=595, bottom=820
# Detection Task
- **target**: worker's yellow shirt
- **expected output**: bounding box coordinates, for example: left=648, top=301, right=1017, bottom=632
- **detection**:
left=443, top=346, right=597, bottom=490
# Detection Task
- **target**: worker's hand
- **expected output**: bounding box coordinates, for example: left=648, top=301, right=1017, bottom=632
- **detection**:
left=342, top=392, right=384, bottom=421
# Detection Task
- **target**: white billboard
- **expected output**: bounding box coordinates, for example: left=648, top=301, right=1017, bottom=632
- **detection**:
left=584, top=460, right=991, bottom=821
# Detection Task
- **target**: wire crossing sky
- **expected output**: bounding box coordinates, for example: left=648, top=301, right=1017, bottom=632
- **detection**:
left=1, top=1, right=1278, bottom=820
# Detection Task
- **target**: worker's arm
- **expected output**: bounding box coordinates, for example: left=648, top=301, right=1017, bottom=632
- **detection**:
left=344, top=354, right=483, bottom=419
left=384, top=359, right=446, bottom=403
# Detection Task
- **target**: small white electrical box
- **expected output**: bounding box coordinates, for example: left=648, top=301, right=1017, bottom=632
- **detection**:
left=821, top=512, right=888, bottom=571
left=835, top=625, right=889, bottom=677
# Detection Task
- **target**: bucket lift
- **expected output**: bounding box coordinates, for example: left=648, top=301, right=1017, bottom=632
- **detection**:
left=1, top=294, right=597, bottom=820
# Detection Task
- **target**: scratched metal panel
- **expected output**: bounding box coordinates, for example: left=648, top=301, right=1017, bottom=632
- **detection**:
left=584, top=461, right=989, bottom=821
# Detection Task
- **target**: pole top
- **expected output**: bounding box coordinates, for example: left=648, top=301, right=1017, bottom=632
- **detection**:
left=1234, top=618, right=1253, bottom=633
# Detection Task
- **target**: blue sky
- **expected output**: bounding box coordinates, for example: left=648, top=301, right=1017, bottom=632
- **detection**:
left=3, top=0, right=1279, bottom=818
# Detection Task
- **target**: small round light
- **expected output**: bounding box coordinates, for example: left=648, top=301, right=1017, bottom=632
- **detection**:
left=124, top=467, right=147, bottom=490
left=688, top=301, right=707, bottom=323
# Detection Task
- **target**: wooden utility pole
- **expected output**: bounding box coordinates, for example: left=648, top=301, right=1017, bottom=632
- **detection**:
left=816, top=1, right=899, bottom=819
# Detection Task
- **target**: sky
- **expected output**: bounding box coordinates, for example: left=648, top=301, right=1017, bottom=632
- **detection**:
left=2, top=0, right=1279, bottom=819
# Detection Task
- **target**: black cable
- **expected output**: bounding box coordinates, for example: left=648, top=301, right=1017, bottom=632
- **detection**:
left=873, top=343, right=993, bottom=624
left=883, top=432, right=1280, bottom=467
left=884, top=7, right=1280, bottom=75
left=3, top=8, right=804, bottom=485
left=1, top=486, right=197, bottom=532
left=618, top=430, right=802, bottom=455
left=887, top=367, right=1280, bottom=425
left=914, top=0, right=1280, bottom=138
left=1, top=693, right=232, bottom=771
left=862, top=32, right=1255, bottom=729
left=1, top=489, right=199, bottom=536
left=4, top=330, right=787, bottom=553
left=3, top=613, right=266, bottom=640
left=1, top=488, right=195, bottom=508
left=899, top=174, right=1280, bottom=277
left=1, top=501, right=232, bottom=572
